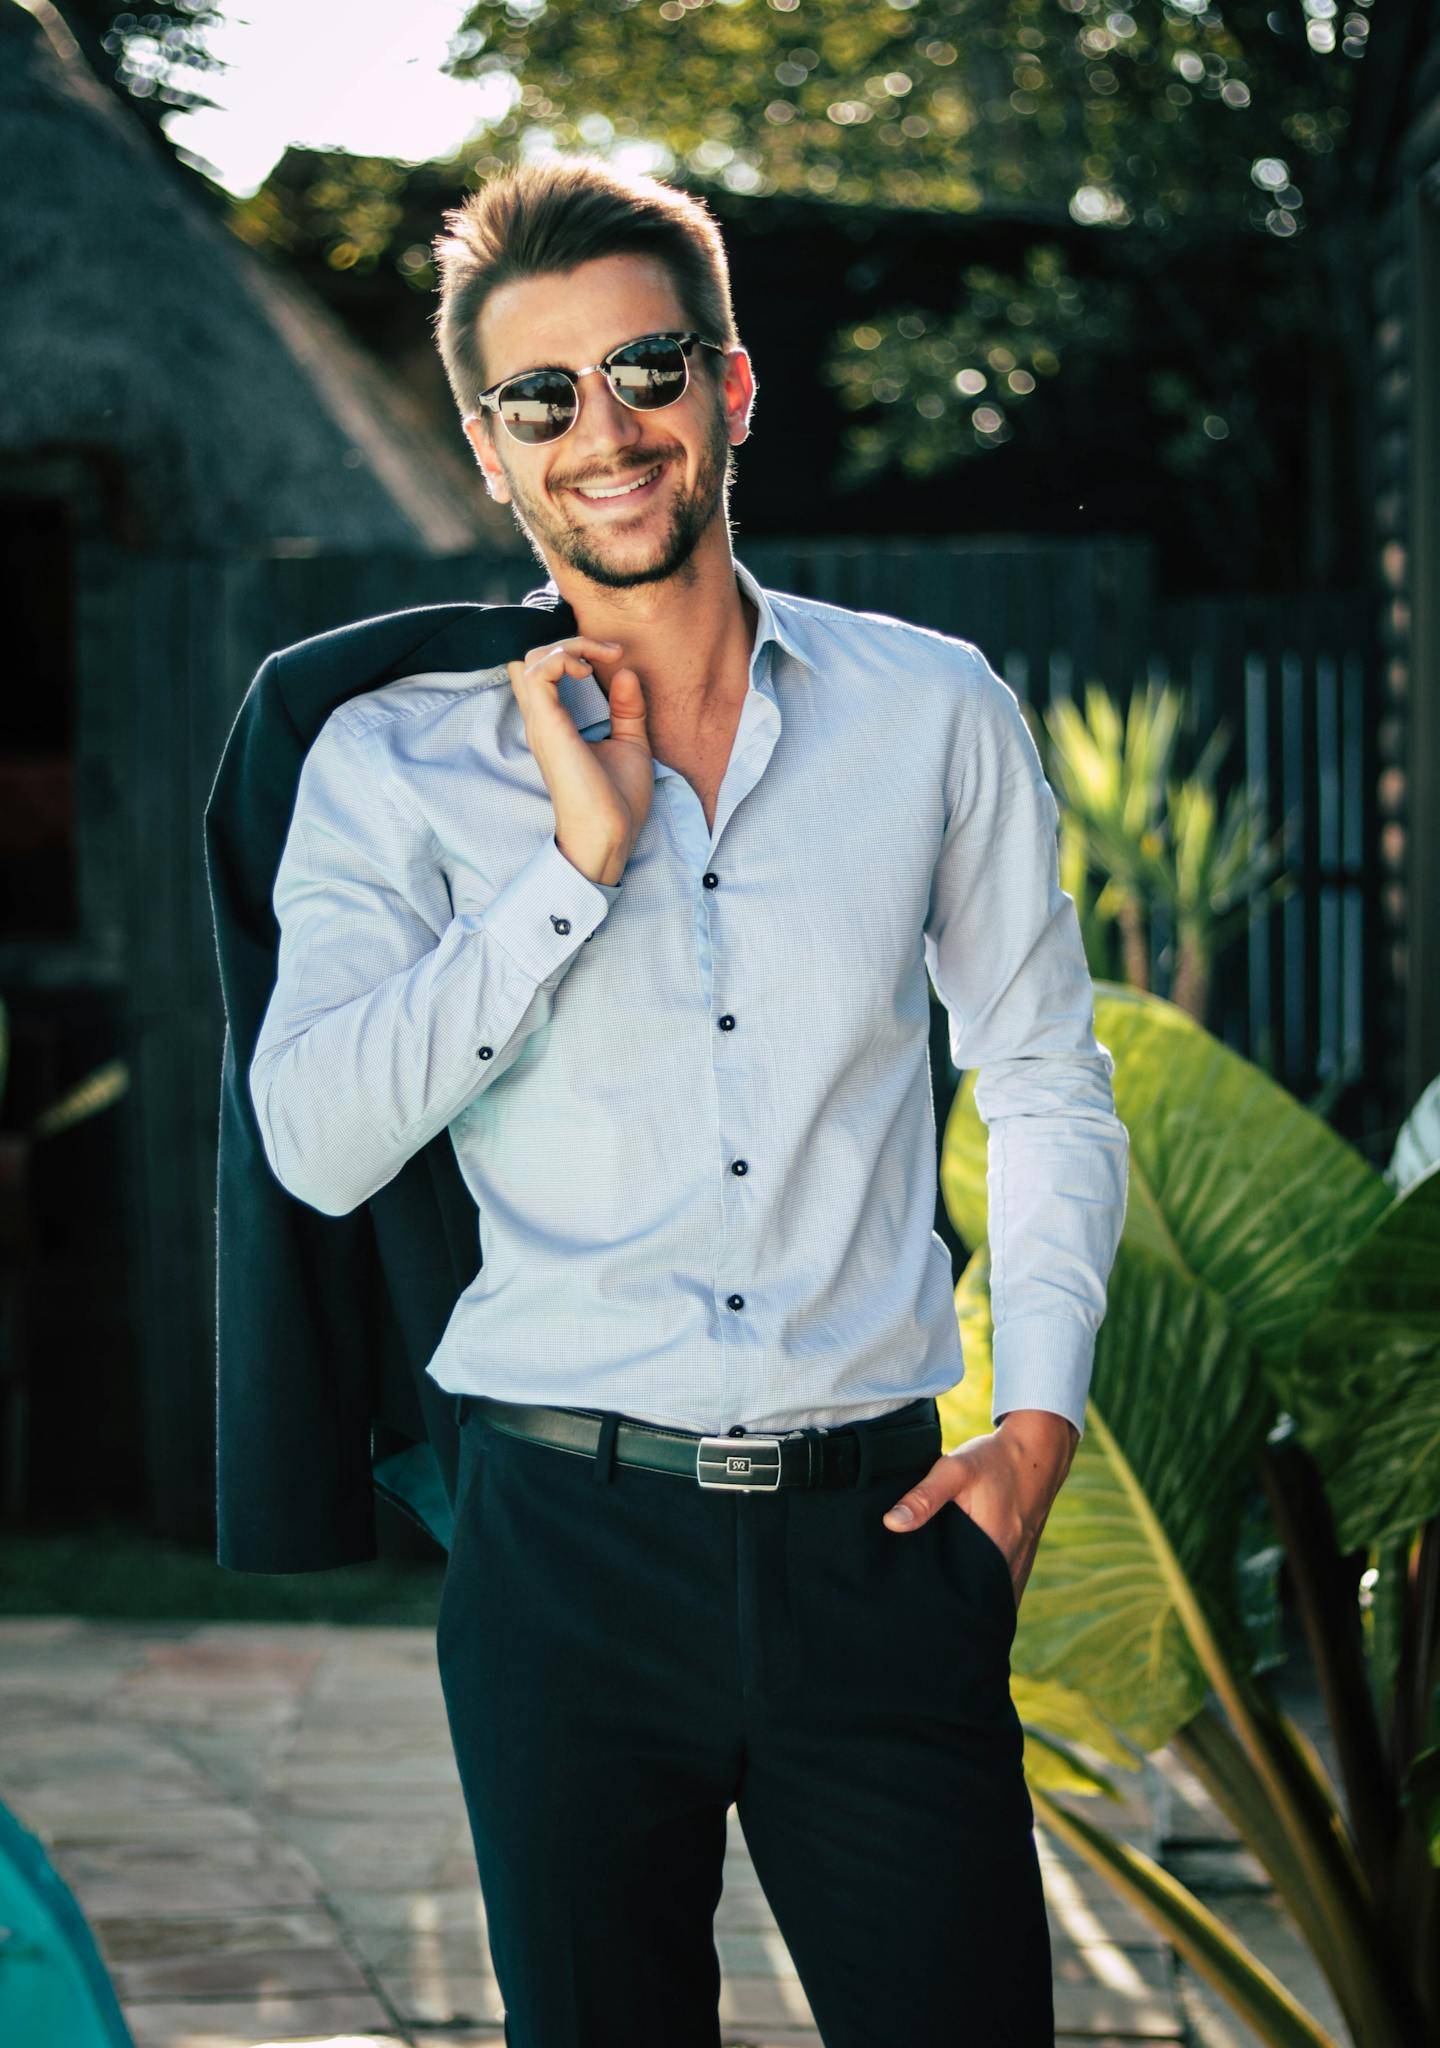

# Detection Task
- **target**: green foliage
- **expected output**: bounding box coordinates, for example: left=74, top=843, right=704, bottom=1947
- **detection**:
left=1038, top=680, right=1295, bottom=1019
left=435, top=0, right=1369, bottom=484
left=938, top=986, right=1440, bottom=2044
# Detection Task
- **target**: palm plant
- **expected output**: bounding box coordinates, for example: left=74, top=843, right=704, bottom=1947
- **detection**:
left=940, top=985, right=1440, bottom=2046
left=1040, top=680, right=1296, bottom=1024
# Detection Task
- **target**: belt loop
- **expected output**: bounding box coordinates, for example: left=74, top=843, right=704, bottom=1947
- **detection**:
left=455, top=1392, right=469, bottom=1428
left=593, top=1411, right=620, bottom=1485
left=797, top=1424, right=824, bottom=1489
left=854, top=1421, right=874, bottom=1491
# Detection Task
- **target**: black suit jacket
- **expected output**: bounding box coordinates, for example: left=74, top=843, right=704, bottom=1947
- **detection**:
left=204, top=587, right=577, bottom=1573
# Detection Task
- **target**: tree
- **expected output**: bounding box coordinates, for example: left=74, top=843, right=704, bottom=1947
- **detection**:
left=441, top=0, right=1373, bottom=580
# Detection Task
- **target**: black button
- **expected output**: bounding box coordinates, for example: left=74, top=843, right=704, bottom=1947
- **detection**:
left=718, top=1014, right=735, bottom=1031
left=477, top=1046, right=493, bottom=1060
left=726, top=1293, right=745, bottom=1311
left=702, top=872, right=719, bottom=889
left=727, top=1424, right=746, bottom=1437
left=730, top=1160, right=748, bottom=1175
left=550, top=914, right=571, bottom=934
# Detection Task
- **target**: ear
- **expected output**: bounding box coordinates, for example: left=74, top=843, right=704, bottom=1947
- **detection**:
left=720, top=346, right=756, bottom=447
left=462, top=413, right=511, bottom=503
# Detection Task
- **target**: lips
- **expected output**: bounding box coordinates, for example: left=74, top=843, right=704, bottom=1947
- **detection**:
left=571, top=461, right=665, bottom=505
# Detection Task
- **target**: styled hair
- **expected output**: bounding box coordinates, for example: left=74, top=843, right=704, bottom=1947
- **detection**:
left=431, top=154, right=739, bottom=420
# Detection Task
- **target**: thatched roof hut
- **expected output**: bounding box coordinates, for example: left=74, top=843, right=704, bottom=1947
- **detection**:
left=0, top=0, right=509, bottom=555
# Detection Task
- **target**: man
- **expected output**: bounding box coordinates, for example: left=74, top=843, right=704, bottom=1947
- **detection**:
left=250, top=155, right=1129, bottom=2047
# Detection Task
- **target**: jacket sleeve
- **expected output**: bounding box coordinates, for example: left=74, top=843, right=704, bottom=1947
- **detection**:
left=250, top=706, right=621, bottom=1218
left=923, top=647, right=1129, bottom=1442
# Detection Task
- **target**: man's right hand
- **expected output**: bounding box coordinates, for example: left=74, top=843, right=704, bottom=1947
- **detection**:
left=507, top=636, right=653, bottom=887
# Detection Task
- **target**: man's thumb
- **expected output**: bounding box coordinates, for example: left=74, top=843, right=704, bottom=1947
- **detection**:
left=604, top=667, right=649, bottom=740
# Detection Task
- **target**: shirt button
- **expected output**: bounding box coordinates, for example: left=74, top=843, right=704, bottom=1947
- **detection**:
left=718, top=1014, right=735, bottom=1031
left=726, top=1293, right=745, bottom=1311
left=477, top=1046, right=493, bottom=1060
left=730, top=1159, right=748, bottom=1175
left=550, top=914, right=571, bottom=934
left=702, top=871, right=719, bottom=889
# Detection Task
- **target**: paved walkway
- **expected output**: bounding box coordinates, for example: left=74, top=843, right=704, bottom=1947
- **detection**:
left=0, top=1615, right=1348, bottom=2047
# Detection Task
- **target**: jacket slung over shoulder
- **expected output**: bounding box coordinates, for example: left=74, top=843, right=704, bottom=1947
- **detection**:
left=203, top=588, right=576, bottom=1574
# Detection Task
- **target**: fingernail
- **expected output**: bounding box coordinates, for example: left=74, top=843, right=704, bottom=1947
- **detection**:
left=886, top=1504, right=916, bottom=1526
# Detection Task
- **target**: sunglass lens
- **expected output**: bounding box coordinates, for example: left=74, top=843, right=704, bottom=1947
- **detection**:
left=498, top=370, right=577, bottom=444
left=607, top=336, right=688, bottom=409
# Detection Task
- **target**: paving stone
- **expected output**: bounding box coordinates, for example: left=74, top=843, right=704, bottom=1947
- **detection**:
left=258, top=1779, right=468, bottom=1823
left=49, top=1834, right=325, bottom=1915
left=111, top=1936, right=372, bottom=2003
left=91, top=1908, right=338, bottom=1962
left=412, top=2032, right=507, bottom=2046
left=120, top=1991, right=403, bottom=2048
left=0, top=1617, right=1213, bottom=2046
left=327, top=1884, right=491, bottom=1939
left=9, top=1793, right=262, bottom=1848
left=377, top=1962, right=507, bottom=2026
left=345, top=1919, right=490, bottom=1977
left=719, top=1969, right=822, bottom=2030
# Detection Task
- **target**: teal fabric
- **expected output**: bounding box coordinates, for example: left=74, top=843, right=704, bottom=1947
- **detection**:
left=0, top=1799, right=135, bottom=2046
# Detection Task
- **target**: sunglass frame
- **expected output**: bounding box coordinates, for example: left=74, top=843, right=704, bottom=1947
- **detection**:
left=473, top=330, right=730, bottom=444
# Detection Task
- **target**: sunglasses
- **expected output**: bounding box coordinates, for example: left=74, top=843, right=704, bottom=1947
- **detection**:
left=473, top=330, right=730, bottom=446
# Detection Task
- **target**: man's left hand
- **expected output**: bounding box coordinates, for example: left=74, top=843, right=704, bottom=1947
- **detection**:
left=881, top=1411, right=1079, bottom=1609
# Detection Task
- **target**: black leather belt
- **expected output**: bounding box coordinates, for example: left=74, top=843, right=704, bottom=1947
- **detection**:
left=457, top=1392, right=941, bottom=1492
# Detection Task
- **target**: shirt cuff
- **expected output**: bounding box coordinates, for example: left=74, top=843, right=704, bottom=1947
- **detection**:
left=474, top=832, right=619, bottom=984
left=990, top=1316, right=1094, bottom=1441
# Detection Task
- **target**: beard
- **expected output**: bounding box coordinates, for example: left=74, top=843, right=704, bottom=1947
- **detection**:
left=496, top=389, right=737, bottom=593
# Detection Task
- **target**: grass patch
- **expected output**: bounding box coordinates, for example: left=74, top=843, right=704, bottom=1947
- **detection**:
left=0, top=1521, right=444, bottom=1625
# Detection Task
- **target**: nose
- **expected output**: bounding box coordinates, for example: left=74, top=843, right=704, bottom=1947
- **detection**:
left=561, top=366, right=647, bottom=468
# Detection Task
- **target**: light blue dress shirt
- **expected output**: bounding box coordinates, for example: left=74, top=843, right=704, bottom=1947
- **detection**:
left=250, top=559, right=1129, bottom=1440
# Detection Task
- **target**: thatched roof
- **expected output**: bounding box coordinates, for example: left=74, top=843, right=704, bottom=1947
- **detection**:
left=0, top=0, right=513, bottom=555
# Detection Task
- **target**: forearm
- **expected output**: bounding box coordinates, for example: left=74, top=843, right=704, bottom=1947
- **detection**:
left=252, top=833, right=617, bottom=1216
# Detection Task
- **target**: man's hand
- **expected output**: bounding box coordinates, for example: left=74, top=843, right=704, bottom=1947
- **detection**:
left=881, top=1411, right=1079, bottom=1608
left=507, top=636, right=654, bottom=885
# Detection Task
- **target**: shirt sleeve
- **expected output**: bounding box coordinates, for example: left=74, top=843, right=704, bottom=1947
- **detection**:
left=923, top=647, right=1130, bottom=1442
left=249, top=708, right=622, bottom=1218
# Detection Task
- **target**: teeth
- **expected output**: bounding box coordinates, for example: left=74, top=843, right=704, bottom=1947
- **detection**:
left=577, top=463, right=662, bottom=501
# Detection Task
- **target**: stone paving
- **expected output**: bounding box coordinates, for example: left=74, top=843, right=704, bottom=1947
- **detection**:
left=0, top=1615, right=1349, bottom=2047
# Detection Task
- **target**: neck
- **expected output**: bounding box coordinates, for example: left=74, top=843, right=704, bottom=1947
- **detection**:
left=552, top=531, right=757, bottom=733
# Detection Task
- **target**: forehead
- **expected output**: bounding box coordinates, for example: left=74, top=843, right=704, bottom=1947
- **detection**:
left=479, top=250, right=686, bottom=382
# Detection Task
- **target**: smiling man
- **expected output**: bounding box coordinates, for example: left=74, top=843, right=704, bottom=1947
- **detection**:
left=248, top=155, right=1129, bottom=2047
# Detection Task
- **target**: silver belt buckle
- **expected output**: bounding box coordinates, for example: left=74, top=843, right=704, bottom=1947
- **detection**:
left=696, top=1434, right=785, bottom=1490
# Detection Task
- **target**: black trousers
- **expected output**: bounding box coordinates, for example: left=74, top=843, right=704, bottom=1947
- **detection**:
left=435, top=1395, right=1054, bottom=2047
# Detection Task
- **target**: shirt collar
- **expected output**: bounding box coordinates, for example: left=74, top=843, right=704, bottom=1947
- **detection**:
left=554, top=556, right=814, bottom=735
left=734, top=557, right=816, bottom=678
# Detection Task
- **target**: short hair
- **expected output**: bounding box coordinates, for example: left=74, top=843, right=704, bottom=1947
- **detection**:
left=431, top=154, right=739, bottom=420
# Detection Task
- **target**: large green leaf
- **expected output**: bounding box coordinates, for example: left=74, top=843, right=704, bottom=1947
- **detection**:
left=939, top=1234, right=1269, bottom=1754
left=1284, top=1161, right=1440, bottom=1551
left=1032, top=1787, right=1340, bottom=2048
left=940, top=984, right=1389, bottom=1368
left=1388, top=1071, right=1440, bottom=1192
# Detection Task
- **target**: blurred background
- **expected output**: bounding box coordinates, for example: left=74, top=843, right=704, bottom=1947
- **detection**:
left=0, top=0, right=1433, bottom=1580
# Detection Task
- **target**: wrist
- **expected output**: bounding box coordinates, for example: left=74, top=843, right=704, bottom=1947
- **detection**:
left=555, top=833, right=628, bottom=888
left=997, top=1410, right=1078, bottom=1483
